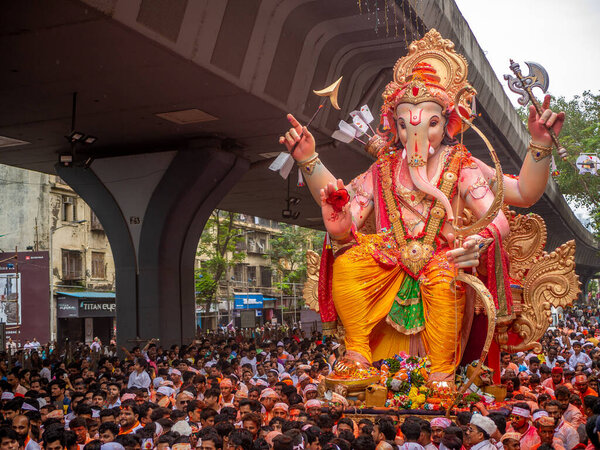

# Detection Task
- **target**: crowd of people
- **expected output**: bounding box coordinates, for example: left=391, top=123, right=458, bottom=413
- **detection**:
left=0, top=308, right=599, bottom=450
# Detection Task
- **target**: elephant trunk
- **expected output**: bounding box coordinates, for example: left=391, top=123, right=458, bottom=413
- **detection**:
left=405, top=118, right=454, bottom=222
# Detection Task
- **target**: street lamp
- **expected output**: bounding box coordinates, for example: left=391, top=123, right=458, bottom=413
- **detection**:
left=49, top=220, right=87, bottom=342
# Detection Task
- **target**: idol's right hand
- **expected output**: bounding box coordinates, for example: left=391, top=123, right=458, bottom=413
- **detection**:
left=278, top=114, right=316, bottom=162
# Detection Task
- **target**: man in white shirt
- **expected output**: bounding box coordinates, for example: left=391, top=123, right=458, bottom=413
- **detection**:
left=6, top=338, right=17, bottom=356
left=106, top=382, right=121, bottom=409
left=12, top=415, right=40, bottom=450
left=127, top=359, right=151, bottom=391
left=39, top=361, right=51, bottom=382
left=526, top=357, right=541, bottom=377
left=568, top=342, right=592, bottom=370
left=546, top=399, right=579, bottom=450
left=30, top=339, right=41, bottom=350
left=240, top=347, right=258, bottom=373
left=90, top=337, right=101, bottom=352
left=545, top=347, right=559, bottom=368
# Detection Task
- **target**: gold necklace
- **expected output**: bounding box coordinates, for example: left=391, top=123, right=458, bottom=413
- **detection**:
left=378, top=145, right=462, bottom=277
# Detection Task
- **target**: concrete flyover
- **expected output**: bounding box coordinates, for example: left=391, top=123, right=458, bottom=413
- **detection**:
left=0, top=0, right=597, bottom=345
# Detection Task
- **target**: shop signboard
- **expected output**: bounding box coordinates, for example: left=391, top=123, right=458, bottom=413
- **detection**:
left=56, top=294, right=116, bottom=318
left=79, top=299, right=116, bottom=317
left=234, top=293, right=263, bottom=310
left=57, top=297, right=79, bottom=318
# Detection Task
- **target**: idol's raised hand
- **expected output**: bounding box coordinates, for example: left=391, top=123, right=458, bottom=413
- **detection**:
left=528, top=94, right=566, bottom=158
left=320, top=179, right=353, bottom=241
left=278, top=114, right=316, bottom=162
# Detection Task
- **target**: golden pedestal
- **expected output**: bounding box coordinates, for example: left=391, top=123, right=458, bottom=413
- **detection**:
left=324, top=374, right=381, bottom=396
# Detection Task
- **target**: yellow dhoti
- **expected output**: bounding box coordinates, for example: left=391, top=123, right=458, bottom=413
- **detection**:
left=332, top=234, right=465, bottom=378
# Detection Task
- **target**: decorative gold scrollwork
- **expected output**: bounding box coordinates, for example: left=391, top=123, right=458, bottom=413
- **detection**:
left=504, top=210, right=547, bottom=280
left=303, top=250, right=321, bottom=312
left=505, top=240, right=581, bottom=353
left=460, top=208, right=478, bottom=227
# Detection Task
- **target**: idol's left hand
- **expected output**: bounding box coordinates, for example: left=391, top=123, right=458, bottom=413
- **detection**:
left=528, top=94, right=566, bottom=157
left=446, top=234, right=483, bottom=269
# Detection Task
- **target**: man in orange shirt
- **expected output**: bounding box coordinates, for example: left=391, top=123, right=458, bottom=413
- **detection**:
left=532, top=416, right=565, bottom=450
left=542, top=367, right=572, bottom=392
left=259, top=388, right=279, bottom=425
left=555, top=385, right=586, bottom=428
left=117, top=401, right=143, bottom=435
left=573, top=374, right=597, bottom=405
left=67, top=417, right=91, bottom=450
left=507, top=403, right=539, bottom=450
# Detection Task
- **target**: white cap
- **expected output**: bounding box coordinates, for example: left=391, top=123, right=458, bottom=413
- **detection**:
left=22, top=402, right=38, bottom=412
left=157, top=386, right=173, bottom=397
left=171, top=420, right=192, bottom=437
left=471, top=414, right=497, bottom=436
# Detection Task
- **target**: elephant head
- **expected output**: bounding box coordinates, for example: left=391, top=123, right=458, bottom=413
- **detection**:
left=395, top=101, right=455, bottom=221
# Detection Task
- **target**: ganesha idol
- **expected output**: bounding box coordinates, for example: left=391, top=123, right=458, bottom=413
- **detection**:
left=279, top=30, right=575, bottom=384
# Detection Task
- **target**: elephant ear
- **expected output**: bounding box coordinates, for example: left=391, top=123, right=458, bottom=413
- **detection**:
left=446, top=109, right=462, bottom=138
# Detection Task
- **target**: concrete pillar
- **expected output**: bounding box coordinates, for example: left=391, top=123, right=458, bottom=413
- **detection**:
left=57, top=144, right=249, bottom=348
left=581, top=274, right=591, bottom=304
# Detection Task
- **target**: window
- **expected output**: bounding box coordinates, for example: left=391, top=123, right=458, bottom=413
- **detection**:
left=90, top=211, right=103, bottom=231
left=61, top=196, right=76, bottom=222
left=91, top=252, right=105, bottom=279
left=258, top=217, right=271, bottom=227
left=247, top=232, right=267, bottom=254
left=235, top=237, right=247, bottom=252
left=62, top=250, right=83, bottom=280
left=260, top=266, right=272, bottom=288
left=247, top=235, right=257, bottom=253
left=247, top=266, right=257, bottom=285
left=233, top=264, right=245, bottom=282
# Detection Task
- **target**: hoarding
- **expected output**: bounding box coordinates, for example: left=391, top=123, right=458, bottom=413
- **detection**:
left=234, top=293, right=263, bottom=310
left=0, top=274, right=20, bottom=326
left=0, top=252, right=50, bottom=343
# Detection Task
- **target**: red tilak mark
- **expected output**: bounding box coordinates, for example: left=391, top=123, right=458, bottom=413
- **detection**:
left=409, top=109, right=422, bottom=126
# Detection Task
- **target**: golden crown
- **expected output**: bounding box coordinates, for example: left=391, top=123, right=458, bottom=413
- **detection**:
left=382, top=29, right=476, bottom=128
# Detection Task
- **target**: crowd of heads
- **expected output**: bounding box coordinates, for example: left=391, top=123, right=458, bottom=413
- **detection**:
left=0, top=307, right=599, bottom=450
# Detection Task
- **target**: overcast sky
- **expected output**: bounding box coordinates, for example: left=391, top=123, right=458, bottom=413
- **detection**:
left=454, top=0, right=600, bottom=104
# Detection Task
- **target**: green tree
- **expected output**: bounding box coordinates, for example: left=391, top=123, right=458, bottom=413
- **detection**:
left=268, top=224, right=325, bottom=296
left=518, top=91, right=600, bottom=235
left=196, top=210, right=245, bottom=313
